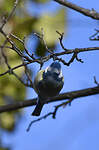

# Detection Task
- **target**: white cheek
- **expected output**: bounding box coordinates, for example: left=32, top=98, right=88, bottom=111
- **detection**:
left=45, top=67, right=48, bottom=73
left=54, top=68, right=59, bottom=74
left=59, top=70, right=63, bottom=78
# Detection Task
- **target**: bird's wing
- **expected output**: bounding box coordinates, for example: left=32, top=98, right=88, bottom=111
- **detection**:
left=33, top=70, right=44, bottom=94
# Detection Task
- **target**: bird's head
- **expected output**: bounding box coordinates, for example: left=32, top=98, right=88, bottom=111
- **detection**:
left=44, top=62, right=63, bottom=79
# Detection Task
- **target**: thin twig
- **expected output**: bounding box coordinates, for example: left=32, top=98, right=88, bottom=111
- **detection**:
left=89, top=29, right=99, bottom=41
left=26, top=100, right=73, bottom=131
left=0, top=45, right=99, bottom=77
left=0, top=0, right=19, bottom=29
left=54, top=0, right=99, bottom=20
left=10, top=33, right=24, bottom=43
left=56, top=31, right=67, bottom=51
left=0, top=40, right=11, bottom=70
left=12, top=71, right=32, bottom=87
left=0, top=62, right=30, bottom=77
left=10, top=34, right=35, bottom=59
left=94, top=76, right=99, bottom=86
left=0, top=40, right=32, bottom=87
left=26, top=112, right=53, bottom=131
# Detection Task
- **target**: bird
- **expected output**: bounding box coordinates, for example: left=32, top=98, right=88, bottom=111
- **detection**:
left=31, top=61, right=64, bottom=116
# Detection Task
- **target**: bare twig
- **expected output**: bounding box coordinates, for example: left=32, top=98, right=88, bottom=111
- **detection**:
left=56, top=31, right=67, bottom=51
left=0, top=45, right=99, bottom=77
left=89, top=29, right=99, bottom=41
left=0, top=62, right=30, bottom=77
left=75, top=53, right=84, bottom=63
left=12, top=71, right=32, bottom=88
left=26, top=100, right=78, bottom=131
left=10, top=34, right=35, bottom=59
left=94, top=76, right=99, bottom=86
left=66, top=51, right=83, bottom=66
left=26, top=98, right=74, bottom=131
left=33, top=30, right=57, bottom=62
left=0, top=29, right=34, bottom=62
left=0, top=40, right=11, bottom=70
left=56, top=47, right=99, bottom=56
left=26, top=112, right=53, bottom=131
left=0, top=40, right=32, bottom=87
left=53, top=0, right=99, bottom=20
left=10, top=33, right=24, bottom=44
left=0, top=0, right=19, bottom=29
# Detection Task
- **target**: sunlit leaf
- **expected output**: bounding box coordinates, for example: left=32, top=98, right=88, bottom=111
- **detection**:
left=0, top=112, right=15, bottom=131
left=33, top=9, right=66, bottom=45
left=35, top=40, right=56, bottom=57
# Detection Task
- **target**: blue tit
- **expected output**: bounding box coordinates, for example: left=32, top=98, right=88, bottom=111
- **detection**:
left=31, top=61, right=64, bottom=116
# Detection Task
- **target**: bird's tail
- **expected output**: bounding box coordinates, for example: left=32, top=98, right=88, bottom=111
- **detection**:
left=31, top=99, right=44, bottom=116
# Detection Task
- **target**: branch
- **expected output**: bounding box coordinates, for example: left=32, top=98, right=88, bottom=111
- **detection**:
left=53, top=0, right=99, bottom=20
left=27, top=79, right=99, bottom=130
left=94, top=76, right=99, bottom=86
left=0, top=40, right=11, bottom=70
left=10, top=33, right=35, bottom=59
left=1, top=28, right=99, bottom=80
left=0, top=86, right=99, bottom=113
left=89, top=29, right=99, bottom=41
left=26, top=112, right=53, bottom=131
left=0, top=45, right=99, bottom=77
left=55, top=47, right=99, bottom=55
left=0, top=62, right=30, bottom=76
left=0, top=0, right=19, bottom=29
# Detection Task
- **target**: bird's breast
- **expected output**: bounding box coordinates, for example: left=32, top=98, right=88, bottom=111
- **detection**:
left=37, top=76, right=63, bottom=98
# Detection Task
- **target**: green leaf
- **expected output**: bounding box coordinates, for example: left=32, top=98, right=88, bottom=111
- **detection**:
left=0, top=112, right=15, bottom=131
left=33, top=9, right=66, bottom=46
left=35, top=40, right=56, bottom=57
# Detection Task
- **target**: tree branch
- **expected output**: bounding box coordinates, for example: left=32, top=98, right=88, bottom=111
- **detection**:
left=54, top=0, right=99, bottom=20
left=0, top=44, right=99, bottom=77
left=0, top=86, right=99, bottom=113
left=0, top=0, right=19, bottom=29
